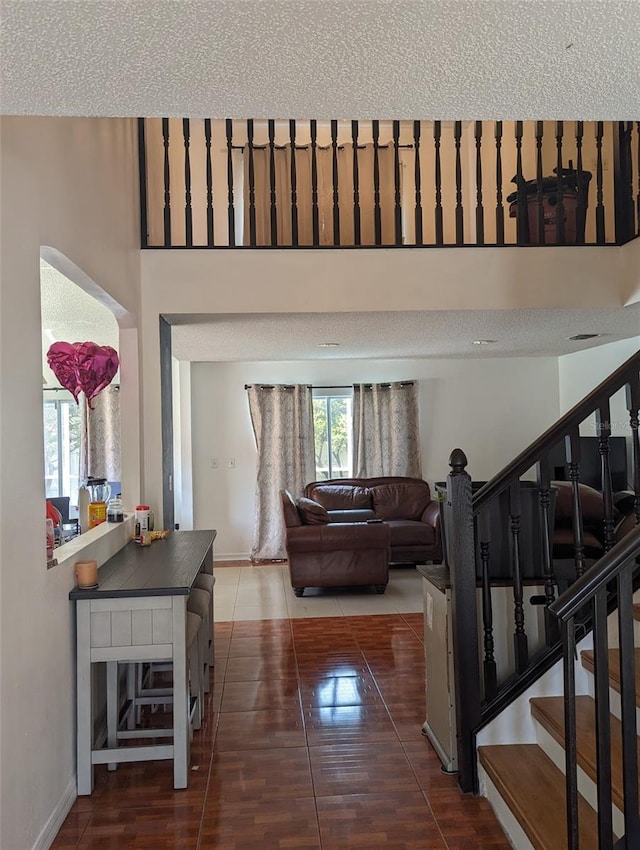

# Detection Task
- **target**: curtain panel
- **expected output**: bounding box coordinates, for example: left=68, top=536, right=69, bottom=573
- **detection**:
left=352, top=381, right=422, bottom=478
left=79, top=385, right=121, bottom=482
left=247, top=384, right=315, bottom=561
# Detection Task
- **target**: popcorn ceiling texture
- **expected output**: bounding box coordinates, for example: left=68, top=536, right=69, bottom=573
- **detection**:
left=1, top=0, right=639, bottom=120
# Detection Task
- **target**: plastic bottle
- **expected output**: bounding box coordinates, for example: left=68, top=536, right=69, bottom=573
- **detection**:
left=78, top=485, right=90, bottom=534
left=135, top=505, right=150, bottom=538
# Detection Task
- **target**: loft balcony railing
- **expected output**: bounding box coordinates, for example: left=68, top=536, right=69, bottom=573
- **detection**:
left=138, top=118, right=640, bottom=249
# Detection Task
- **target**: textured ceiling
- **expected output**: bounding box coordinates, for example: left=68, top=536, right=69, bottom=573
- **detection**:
left=168, top=308, right=640, bottom=362
left=1, top=1, right=639, bottom=120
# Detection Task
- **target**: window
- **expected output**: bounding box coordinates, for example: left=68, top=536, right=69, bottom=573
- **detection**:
left=43, top=396, right=80, bottom=500
left=312, top=390, right=353, bottom=480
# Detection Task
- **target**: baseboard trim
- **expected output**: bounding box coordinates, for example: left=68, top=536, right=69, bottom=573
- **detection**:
left=32, top=777, right=76, bottom=850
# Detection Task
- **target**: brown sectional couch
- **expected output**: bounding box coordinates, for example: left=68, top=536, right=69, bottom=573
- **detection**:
left=304, top=476, right=442, bottom=565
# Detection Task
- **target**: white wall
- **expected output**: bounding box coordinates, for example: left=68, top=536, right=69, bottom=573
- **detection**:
left=189, top=355, right=560, bottom=559
left=558, top=336, right=640, bottom=437
left=0, top=117, right=140, bottom=850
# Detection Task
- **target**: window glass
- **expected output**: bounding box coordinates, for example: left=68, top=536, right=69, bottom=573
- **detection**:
left=312, top=392, right=353, bottom=480
left=43, top=397, right=81, bottom=501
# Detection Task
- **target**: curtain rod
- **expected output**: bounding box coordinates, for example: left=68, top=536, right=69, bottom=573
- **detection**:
left=244, top=382, right=415, bottom=390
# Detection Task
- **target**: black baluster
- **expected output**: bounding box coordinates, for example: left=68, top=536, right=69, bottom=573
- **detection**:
left=561, top=619, right=579, bottom=850
left=495, top=121, right=504, bottom=245
left=137, top=118, right=148, bottom=248
left=509, top=482, right=528, bottom=673
left=575, top=121, right=586, bottom=245
left=565, top=430, right=586, bottom=579
left=162, top=117, right=172, bottom=247
left=372, top=120, right=382, bottom=245
left=626, top=377, right=640, bottom=526
left=596, top=403, right=616, bottom=551
left=617, top=566, right=640, bottom=840
left=352, top=120, right=361, bottom=245
left=535, top=121, right=545, bottom=244
left=331, top=119, right=340, bottom=245
left=614, top=121, right=635, bottom=244
left=477, top=508, right=497, bottom=701
left=537, top=454, right=558, bottom=645
left=593, top=588, right=613, bottom=849
left=454, top=120, right=463, bottom=245
left=247, top=119, right=256, bottom=246
left=225, top=118, right=236, bottom=247
left=514, top=121, right=528, bottom=244
left=434, top=121, right=444, bottom=245
left=474, top=121, right=484, bottom=245
left=182, top=118, right=193, bottom=247
left=393, top=120, right=402, bottom=245
left=289, top=119, right=298, bottom=246
left=413, top=121, right=423, bottom=245
left=595, top=121, right=605, bottom=243
left=310, top=120, right=319, bottom=246
left=555, top=121, right=566, bottom=243
left=204, top=119, right=214, bottom=246
left=268, top=119, right=277, bottom=246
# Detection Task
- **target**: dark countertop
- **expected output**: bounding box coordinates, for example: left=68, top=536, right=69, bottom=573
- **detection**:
left=69, top=530, right=217, bottom=600
left=417, top=564, right=451, bottom=592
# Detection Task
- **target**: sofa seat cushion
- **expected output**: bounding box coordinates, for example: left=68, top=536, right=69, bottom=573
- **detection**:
left=553, top=527, right=603, bottom=557
left=386, top=519, right=436, bottom=547
left=371, top=482, right=431, bottom=521
left=296, top=497, right=330, bottom=525
left=306, top=483, right=372, bottom=511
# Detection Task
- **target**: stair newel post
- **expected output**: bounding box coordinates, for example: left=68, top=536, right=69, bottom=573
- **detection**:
left=509, top=482, right=528, bottom=673
left=596, top=403, right=616, bottom=551
left=560, top=616, right=580, bottom=850
left=536, top=455, right=558, bottom=645
left=565, top=430, right=587, bottom=579
left=593, top=586, right=613, bottom=848
left=445, top=449, right=481, bottom=792
left=625, top=377, right=640, bottom=527
left=477, top=505, right=497, bottom=701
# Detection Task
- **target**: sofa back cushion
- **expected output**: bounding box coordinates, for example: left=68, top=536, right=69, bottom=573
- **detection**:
left=553, top=481, right=606, bottom=525
left=370, top=481, right=432, bottom=521
left=305, top=483, right=372, bottom=511
left=296, top=497, right=330, bottom=525
left=281, top=490, right=302, bottom=528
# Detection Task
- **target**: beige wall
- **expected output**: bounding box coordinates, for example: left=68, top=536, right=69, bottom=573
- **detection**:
left=0, top=117, right=140, bottom=850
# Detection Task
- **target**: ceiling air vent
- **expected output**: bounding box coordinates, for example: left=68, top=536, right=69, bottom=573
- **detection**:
left=568, top=333, right=601, bottom=340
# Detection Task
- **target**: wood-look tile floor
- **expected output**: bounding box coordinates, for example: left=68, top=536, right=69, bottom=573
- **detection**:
left=52, top=609, right=510, bottom=848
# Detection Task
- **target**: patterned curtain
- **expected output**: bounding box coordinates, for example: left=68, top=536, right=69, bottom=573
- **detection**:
left=352, top=381, right=422, bottom=478
left=247, top=384, right=315, bottom=560
left=79, top=385, right=121, bottom=482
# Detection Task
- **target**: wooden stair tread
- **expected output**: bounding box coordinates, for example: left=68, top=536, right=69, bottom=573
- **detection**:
left=479, top=744, right=602, bottom=850
left=581, top=648, right=640, bottom=706
left=531, top=694, right=638, bottom=812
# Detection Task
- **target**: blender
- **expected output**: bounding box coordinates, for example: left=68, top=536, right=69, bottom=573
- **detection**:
left=86, top=477, right=111, bottom=529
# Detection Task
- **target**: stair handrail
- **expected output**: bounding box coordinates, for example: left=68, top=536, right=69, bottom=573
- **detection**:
left=473, top=349, right=640, bottom=515
left=550, top=524, right=640, bottom=622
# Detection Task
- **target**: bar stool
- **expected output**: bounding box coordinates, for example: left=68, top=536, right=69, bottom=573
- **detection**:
left=187, top=587, right=212, bottom=695
left=192, top=572, right=215, bottom=665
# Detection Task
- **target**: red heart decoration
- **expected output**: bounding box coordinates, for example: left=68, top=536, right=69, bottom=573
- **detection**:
left=47, top=341, right=119, bottom=408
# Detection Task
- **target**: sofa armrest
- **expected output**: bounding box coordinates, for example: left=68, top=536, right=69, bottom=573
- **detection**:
left=420, top=500, right=442, bottom=550
left=286, top=522, right=390, bottom=554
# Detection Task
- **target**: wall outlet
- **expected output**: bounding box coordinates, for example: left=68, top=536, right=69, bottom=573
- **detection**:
left=228, top=458, right=235, bottom=469
left=210, top=458, right=218, bottom=469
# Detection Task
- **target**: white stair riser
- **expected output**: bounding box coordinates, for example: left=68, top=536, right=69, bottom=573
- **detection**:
left=584, top=668, right=640, bottom=728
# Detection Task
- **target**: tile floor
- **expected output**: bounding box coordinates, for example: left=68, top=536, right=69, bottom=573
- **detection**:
left=51, top=563, right=509, bottom=849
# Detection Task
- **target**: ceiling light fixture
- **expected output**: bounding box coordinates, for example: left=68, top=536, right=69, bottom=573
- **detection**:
left=472, top=339, right=497, bottom=345
left=568, top=333, right=601, bottom=341
left=317, top=342, right=340, bottom=347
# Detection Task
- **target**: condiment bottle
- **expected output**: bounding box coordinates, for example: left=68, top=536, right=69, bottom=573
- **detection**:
left=135, top=505, right=150, bottom=539
left=107, top=494, right=124, bottom=523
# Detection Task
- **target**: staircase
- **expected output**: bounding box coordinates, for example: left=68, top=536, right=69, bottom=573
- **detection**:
left=478, top=602, right=640, bottom=848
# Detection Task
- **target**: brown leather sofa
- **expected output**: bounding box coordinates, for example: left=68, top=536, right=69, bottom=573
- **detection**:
left=281, top=490, right=391, bottom=597
left=304, top=476, right=442, bottom=564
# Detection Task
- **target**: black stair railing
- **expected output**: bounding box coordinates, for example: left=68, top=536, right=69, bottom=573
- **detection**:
left=550, top=525, right=640, bottom=850
left=138, top=119, right=640, bottom=249
left=442, top=349, right=640, bottom=792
